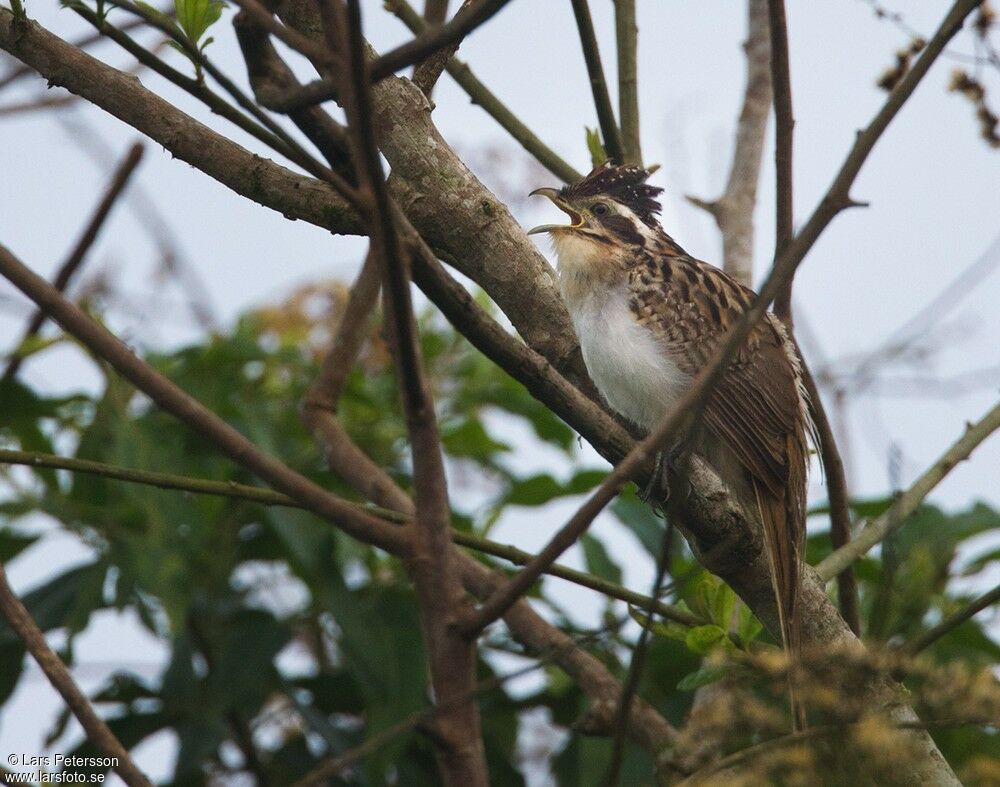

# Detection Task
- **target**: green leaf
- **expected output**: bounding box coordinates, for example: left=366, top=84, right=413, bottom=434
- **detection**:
left=580, top=534, right=621, bottom=584
left=677, top=663, right=727, bottom=691
left=684, top=624, right=727, bottom=655
left=504, top=469, right=605, bottom=506
left=630, top=607, right=690, bottom=642
left=736, top=602, right=764, bottom=648
left=174, top=0, right=225, bottom=47
left=441, top=417, right=510, bottom=459
left=585, top=127, right=608, bottom=167
left=611, top=489, right=666, bottom=557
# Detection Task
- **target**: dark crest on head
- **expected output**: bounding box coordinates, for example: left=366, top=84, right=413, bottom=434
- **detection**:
left=562, top=164, right=663, bottom=227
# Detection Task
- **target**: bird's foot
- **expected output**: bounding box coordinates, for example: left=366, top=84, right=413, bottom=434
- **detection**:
left=638, top=449, right=672, bottom=507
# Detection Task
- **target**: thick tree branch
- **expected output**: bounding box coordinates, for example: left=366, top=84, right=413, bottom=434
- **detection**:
left=0, top=562, right=153, bottom=787
left=2, top=142, right=144, bottom=382
left=569, top=0, right=625, bottom=162
left=817, top=397, right=1000, bottom=581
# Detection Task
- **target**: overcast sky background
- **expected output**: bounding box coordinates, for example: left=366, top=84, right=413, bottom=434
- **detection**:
left=2, top=0, right=1000, bottom=782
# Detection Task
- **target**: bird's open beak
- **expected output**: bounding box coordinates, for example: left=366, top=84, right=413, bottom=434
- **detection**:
left=527, top=187, right=584, bottom=235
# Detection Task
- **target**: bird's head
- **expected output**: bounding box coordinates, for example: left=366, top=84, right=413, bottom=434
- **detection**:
left=527, top=164, right=664, bottom=252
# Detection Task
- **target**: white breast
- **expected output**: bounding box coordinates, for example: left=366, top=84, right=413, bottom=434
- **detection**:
left=564, top=284, right=690, bottom=431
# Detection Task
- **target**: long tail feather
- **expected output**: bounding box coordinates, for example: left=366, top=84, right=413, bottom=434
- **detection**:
left=753, top=433, right=807, bottom=730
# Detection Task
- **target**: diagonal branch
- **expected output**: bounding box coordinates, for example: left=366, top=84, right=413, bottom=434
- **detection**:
left=817, top=397, right=1000, bottom=581
left=569, top=0, right=625, bottom=163
left=0, top=243, right=408, bottom=555
left=2, top=142, right=144, bottom=382
left=0, top=561, right=153, bottom=787
left=902, top=583, right=1000, bottom=657
left=0, top=447, right=704, bottom=626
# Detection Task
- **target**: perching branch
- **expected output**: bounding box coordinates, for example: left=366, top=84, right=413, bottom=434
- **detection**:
left=613, top=0, right=641, bottom=165
left=569, top=0, right=625, bottom=162
left=817, top=397, right=1000, bottom=581
left=0, top=562, right=153, bottom=787
left=2, top=142, right=144, bottom=382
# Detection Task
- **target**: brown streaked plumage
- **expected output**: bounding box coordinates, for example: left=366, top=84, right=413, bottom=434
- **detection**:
left=529, top=164, right=811, bottom=710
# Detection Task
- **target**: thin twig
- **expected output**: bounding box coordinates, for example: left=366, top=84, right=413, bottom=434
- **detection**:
left=902, top=584, right=1000, bottom=656
left=613, top=0, right=641, bottom=165
left=801, top=364, right=860, bottom=634
left=370, top=0, right=513, bottom=82
left=817, top=397, right=1000, bottom=580
left=387, top=0, right=581, bottom=182
left=569, top=0, right=625, bottom=163
left=3, top=142, right=144, bottom=382
left=0, top=561, right=153, bottom=787
left=602, top=520, right=674, bottom=785
left=768, top=0, right=795, bottom=320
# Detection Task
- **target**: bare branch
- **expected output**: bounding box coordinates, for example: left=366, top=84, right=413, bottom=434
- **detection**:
left=817, top=397, right=1000, bottom=581
left=569, top=0, right=625, bottom=163
left=3, top=142, right=144, bottom=382
left=685, top=0, right=771, bottom=286
left=0, top=562, right=153, bottom=787
left=768, top=0, right=795, bottom=319
left=613, top=0, right=641, bottom=165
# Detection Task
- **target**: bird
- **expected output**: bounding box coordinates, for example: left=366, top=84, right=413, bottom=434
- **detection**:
left=528, top=163, right=812, bottom=699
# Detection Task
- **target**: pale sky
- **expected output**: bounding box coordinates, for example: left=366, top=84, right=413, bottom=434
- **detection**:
left=2, top=1, right=999, bottom=781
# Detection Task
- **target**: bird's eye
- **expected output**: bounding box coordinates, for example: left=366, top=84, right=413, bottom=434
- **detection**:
left=592, top=202, right=610, bottom=216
